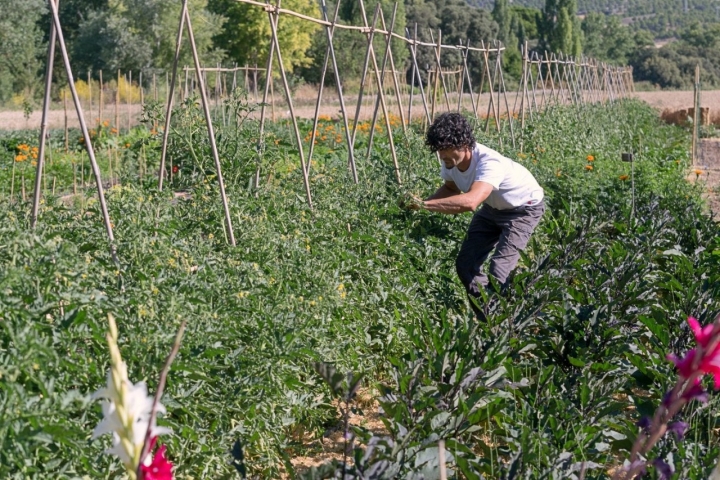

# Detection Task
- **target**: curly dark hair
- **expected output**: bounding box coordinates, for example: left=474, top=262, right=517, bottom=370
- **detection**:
left=424, top=113, right=476, bottom=152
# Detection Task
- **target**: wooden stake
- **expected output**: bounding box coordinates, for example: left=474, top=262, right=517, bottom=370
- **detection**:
left=266, top=0, right=315, bottom=206
left=31, top=0, right=57, bottom=227
left=99, top=70, right=104, bottom=124
left=185, top=5, right=237, bottom=244
left=47, top=0, right=117, bottom=261
left=320, top=0, right=357, bottom=182
left=307, top=0, right=342, bottom=170
left=115, top=69, right=120, bottom=134
left=350, top=3, right=380, bottom=148
left=159, top=0, right=187, bottom=191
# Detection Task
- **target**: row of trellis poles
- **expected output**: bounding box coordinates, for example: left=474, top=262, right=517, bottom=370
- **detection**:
left=30, top=0, right=634, bottom=257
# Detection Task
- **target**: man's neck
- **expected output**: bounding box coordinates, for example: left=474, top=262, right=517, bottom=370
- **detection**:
left=456, top=148, right=473, bottom=172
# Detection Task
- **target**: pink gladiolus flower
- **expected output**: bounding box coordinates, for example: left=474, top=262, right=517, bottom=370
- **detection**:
left=688, top=317, right=715, bottom=347
left=140, top=439, right=173, bottom=480
left=667, top=317, right=720, bottom=389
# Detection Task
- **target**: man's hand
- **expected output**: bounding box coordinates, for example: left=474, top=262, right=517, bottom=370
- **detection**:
left=398, top=192, right=425, bottom=210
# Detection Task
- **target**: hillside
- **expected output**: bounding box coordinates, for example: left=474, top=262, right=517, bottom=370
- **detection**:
left=467, top=0, right=720, bottom=35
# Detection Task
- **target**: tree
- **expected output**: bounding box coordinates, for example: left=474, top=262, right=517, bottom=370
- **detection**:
left=539, top=0, right=582, bottom=56
left=71, top=0, right=225, bottom=78
left=0, top=0, right=46, bottom=102
left=208, top=0, right=319, bottom=74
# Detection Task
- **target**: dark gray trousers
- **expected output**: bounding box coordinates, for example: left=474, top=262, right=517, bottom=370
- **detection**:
left=456, top=202, right=545, bottom=316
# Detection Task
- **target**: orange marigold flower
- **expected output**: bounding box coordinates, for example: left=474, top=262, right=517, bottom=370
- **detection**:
left=321, top=135, right=327, bottom=141
left=585, top=165, right=593, bottom=171
left=335, top=135, right=342, bottom=143
left=14, top=154, right=27, bottom=162
left=586, top=155, right=595, bottom=162
left=693, top=169, right=704, bottom=176
left=619, top=174, right=629, bottom=181
left=111, top=128, right=118, bottom=134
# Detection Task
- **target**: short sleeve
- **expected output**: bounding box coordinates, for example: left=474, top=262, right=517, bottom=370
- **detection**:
left=475, top=157, right=503, bottom=189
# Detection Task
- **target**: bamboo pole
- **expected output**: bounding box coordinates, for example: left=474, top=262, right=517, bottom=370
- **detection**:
left=64, top=89, right=69, bottom=152
left=31, top=0, right=58, bottom=228
left=405, top=25, right=431, bottom=124
left=254, top=14, right=277, bottom=190
left=319, top=0, right=357, bottom=182
left=99, top=70, right=104, bottom=124
left=407, top=23, right=417, bottom=124
left=307, top=0, right=342, bottom=169
left=482, top=41, right=500, bottom=133
left=115, top=69, right=120, bottom=134
left=430, top=30, right=451, bottom=113
left=186, top=6, right=237, bottom=244
left=266, top=0, right=315, bottom=207
left=497, top=47, right=515, bottom=148
left=127, top=71, right=132, bottom=130
left=88, top=70, right=93, bottom=124
left=692, top=64, right=700, bottom=166
left=366, top=5, right=399, bottom=160
left=430, top=31, right=441, bottom=120
left=358, top=0, right=401, bottom=184
left=349, top=4, right=380, bottom=148
left=461, top=39, right=478, bottom=117
left=47, top=0, right=117, bottom=261
left=385, top=4, right=406, bottom=131
left=159, top=0, right=188, bottom=191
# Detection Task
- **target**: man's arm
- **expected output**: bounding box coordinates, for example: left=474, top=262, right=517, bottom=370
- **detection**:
left=425, top=181, right=461, bottom=201
left=422, top=181, right=493, bottom=214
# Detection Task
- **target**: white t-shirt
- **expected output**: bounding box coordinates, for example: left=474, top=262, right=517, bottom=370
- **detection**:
left=440, top=143, right=544, bottom=210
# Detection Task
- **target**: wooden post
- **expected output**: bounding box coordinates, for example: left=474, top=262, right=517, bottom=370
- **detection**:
left=47, top=0, right=117, bottom=261
left=88, top=69, right=93, bottom=124
left=266, top=0, right=316, bottom=206
left=366, top=5, right=400, bottom=159
left=159, top=1, right=188, bottom=190
left=385, top=3, right=406, bottom=131
left=307, top=0, right=342, bottom=170
left=99, top=70, right=104, bottom=124
left=407, top=24, right=417, bottom=124
left=430, top=30, right=451, bottom=113
left=405, top=24, right=431, bottom=124
left=127, top=71, right=132, bottom=131
left=63, top=89, right=69, bottom=152
left=115, top=69, right=120, bottom=134
left=357, top=0, right=402, bottom=184
left=692, top=64, right=700, bottom=166
left=350, top=3, right=380, bottom=148
left=254, top=17, right=277, bottom=190
left=31, top=0, right=58, bottom=228
left=185, top=5, right=237, bottom=244
left=462, top=39, right=478, bottom=118
left=320, top=0, right=357, bottom=182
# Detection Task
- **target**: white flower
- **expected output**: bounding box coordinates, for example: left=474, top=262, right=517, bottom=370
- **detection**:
left=91, top=316, right=171, bottom=477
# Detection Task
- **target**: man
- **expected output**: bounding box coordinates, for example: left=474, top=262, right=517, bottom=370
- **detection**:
left=407, top=112, right=545, bottom=319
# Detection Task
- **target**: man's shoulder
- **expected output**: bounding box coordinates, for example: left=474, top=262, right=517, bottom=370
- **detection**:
left=473, top=143, right=509, bottom=163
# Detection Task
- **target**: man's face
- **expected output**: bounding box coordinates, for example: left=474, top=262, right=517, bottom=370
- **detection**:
left=438, top=147, right=468, bottom=170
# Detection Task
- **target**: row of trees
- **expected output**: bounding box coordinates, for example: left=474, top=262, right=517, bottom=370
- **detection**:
left=0, top=0, right=719, bottom=105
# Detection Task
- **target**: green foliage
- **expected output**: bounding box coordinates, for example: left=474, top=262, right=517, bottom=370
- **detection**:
left=2, top=98, right=720, bottom=478
left=0, top=0, right=46, bottom=103
left=208, top=0, right=320, bottom=74
left=71, top=0, right=226, bottom=76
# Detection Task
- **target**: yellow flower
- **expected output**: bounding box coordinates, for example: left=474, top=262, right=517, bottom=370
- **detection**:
left=586, top=155, right=595, bottom=162
left=619, top=175, right=629, bottom=181
left=517, top=152, right=527, bottom=159
left=585, top=165, right=593, bottom=171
